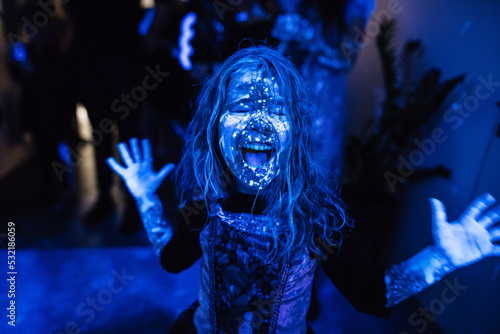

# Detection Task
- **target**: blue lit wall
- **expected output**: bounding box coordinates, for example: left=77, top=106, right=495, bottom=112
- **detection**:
left=347, top=1, right=500, bottom=333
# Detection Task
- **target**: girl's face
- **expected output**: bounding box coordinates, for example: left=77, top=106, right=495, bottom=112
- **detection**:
left=218, top=69, right=291, bottom=194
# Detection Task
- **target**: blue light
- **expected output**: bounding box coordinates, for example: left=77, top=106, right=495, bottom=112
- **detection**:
left=138, top=8, right=155, bottom=36
left=178, top=12, right=197, bottom=71
left=11, top=42, right=27, bottom=63
left=57, top=142, right=72, bottom=167
left=235, top=11, right=248, bottom=22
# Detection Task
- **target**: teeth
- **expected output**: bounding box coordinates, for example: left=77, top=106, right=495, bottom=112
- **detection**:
left=243, top=143, right=273, bottom=151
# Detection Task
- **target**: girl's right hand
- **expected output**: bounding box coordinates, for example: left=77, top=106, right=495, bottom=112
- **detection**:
left=106, top=138, right=174, bottom=201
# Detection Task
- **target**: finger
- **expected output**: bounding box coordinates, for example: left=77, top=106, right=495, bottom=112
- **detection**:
left=106, top=157, right=125, bottom=175
left=142, top=138, right=152, bottom=161
left=430, top=198, right=448, bottom=227
left=117, top=142, right=134, bottom=167
left=156, top=163, right=175, bottom=183
left=459, top=193, right=496, bottom=221
left=491, top=246, right=500, bottom=256
left=130, top=137, right=141, bottom=163
left=490, top=227, right=500, bottom=242
left=479, top=207, right=500, bottom=229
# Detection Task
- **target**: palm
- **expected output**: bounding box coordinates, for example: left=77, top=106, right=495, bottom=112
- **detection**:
left=431, top=194, right=500, bottom=269
left=106, top=138, right=174, bottom=200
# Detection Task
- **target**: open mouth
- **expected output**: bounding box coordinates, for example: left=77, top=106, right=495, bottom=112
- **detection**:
left=241, top=143, right=276, bottom=166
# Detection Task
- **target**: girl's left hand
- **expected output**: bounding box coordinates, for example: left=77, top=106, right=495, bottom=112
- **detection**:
left=430, top=193, right=500, bottom=268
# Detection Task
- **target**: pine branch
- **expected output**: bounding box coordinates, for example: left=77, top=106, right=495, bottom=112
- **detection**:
left=422, top=74, right=465, bottom=121
left=376, top=19, right=400, bottom=129
left=400, top=40, right=425, bottom=103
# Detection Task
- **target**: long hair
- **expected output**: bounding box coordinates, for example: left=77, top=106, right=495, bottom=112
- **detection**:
left=175, top=45, right=349, bottom=260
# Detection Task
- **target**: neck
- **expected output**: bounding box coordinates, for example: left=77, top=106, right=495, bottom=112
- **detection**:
left=233, top=178, right=267, bottom=195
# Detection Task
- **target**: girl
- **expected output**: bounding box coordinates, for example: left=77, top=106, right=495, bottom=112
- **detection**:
left=107, top=46, right=500, bottom=333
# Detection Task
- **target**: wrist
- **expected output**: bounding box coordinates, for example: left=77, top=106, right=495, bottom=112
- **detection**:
left=385, top=245, right=457, bottom=307
left=137, top=193, right=160, bottom=212
left=409, top=245, right=456, bottom=285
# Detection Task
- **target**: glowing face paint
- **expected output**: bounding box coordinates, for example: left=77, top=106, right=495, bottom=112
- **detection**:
left=218, top=71, right=290, bottom=193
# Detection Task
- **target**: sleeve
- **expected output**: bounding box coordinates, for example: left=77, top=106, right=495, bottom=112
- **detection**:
left=384, top=245, right=456, bottom=307
left=157, top=175, right=208, bottom=273
left=319, top=228, right=391, bottom=318
left=159, top=206, right=207, bottom=273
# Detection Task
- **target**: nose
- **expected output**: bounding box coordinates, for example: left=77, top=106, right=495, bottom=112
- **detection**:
left=246, top=113, right=273, bottom=135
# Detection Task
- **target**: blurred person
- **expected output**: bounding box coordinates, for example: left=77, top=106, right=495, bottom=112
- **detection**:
left=141, top=0, right=226, bottom=169
left=272, top=0, right=374, bottom=177
left=64, top=0, right=146, bottom=231
left=3, top=0, right=77, bottom=203
left=218, top=0, right=280, bottom=58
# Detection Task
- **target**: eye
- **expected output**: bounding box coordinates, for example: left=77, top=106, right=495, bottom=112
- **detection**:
left=270, top=103, right=286, bottom=117
left=229, top=100, right=252, bottom=113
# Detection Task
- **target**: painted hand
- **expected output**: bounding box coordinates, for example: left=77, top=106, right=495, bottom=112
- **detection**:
left=106, top=138, right=174, bottom=200
left=431, top=193, right=500, bottom=269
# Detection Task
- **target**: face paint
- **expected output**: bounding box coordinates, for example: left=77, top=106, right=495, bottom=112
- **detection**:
left=218, top=70, right=290, bottom=193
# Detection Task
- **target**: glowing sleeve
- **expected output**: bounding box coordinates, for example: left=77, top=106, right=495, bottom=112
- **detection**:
left=384, top=245, right=456, bottom=307
left=137, top=194, right=174, bottom=256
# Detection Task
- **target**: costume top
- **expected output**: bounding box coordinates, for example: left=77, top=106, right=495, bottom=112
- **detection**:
left=160, top=191, right=389, bottom=334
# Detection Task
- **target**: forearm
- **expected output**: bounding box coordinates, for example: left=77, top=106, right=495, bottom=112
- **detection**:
left=385, top=245, right=456, bottom=307
left=137, top=194, right=173, bottom=256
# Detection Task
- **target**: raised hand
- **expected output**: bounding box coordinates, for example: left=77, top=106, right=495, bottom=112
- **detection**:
left=106, top=138, right=174, bottom=201
left=385, top=193, right=500, bottom=307
left=431, top=193, right=500, bottom=269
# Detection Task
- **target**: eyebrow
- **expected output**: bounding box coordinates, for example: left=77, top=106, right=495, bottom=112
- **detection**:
left=226, top=94, right=285, bottom=105
left=226, top=93, right=251, bottom=104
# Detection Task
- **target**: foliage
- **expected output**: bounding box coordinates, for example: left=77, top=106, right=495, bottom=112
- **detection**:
left=342, top=20, right=464, bottom=196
